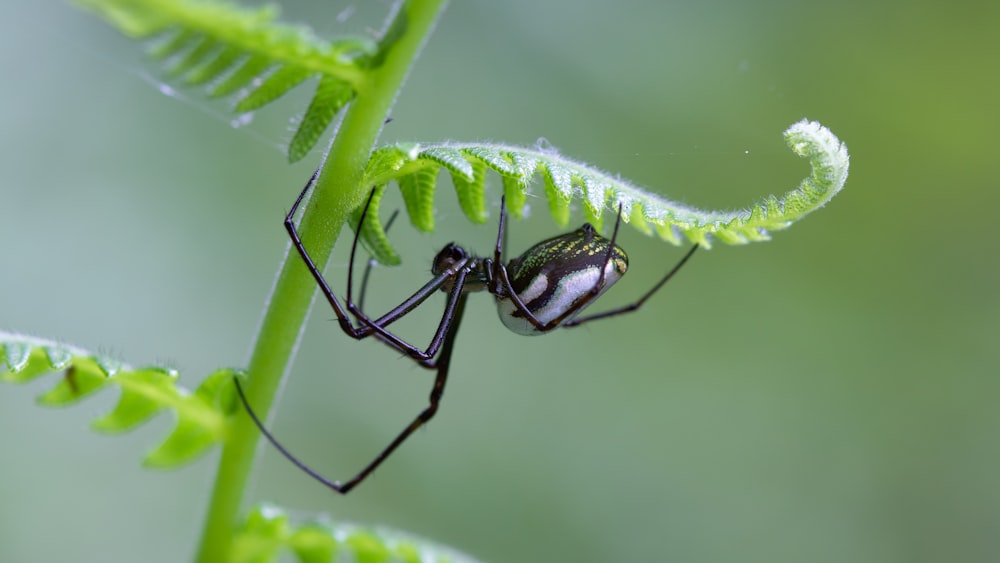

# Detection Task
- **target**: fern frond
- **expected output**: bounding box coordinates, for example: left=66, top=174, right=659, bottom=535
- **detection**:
left=74, top=0, right=378, bottom=162
left=358, top=119, right=849, bottom=264
left=0, top=331, right=238, bottom=467
left=232, top=504, right=483, bottom=563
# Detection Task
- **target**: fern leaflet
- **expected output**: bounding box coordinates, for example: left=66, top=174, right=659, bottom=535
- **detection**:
left=75, top=0, right=377, bottom=162
left=0, top=331, right=238, bottom=467
left=232, top=504, right=483, bottom=563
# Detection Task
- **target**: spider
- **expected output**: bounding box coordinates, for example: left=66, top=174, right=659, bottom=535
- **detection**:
left=235, top=171, right=699, bottom=494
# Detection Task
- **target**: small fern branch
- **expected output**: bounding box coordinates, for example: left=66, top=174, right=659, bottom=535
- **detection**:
left=74, top=0, right=377, bottom=162
left=232, top=505, right=483, bottom=563
left=0, top=331, right=238, bottom=467
left=358, top=119, right=849, bottom=264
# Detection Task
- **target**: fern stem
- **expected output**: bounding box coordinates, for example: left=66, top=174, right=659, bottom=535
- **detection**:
left=194, top=1, right=448, bottom=561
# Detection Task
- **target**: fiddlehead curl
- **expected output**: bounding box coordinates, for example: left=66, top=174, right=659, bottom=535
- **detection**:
left=358, top=119, right=850, bottom=264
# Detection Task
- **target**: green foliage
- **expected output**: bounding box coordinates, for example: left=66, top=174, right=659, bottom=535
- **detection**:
left=0, top=331, right=238, bottom=466
left=73, top=0, right=376, bottom=162
left=73, top=0, right=850, bottom=265
left=232, top=505, right=483, bottom=563
left=358, top=119, right=850, bottom=264
left=37, top=2, right=852, bottom=561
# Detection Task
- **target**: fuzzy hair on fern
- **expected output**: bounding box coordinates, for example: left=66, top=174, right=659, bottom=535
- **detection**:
left=355, top=119, right=849, bottom=265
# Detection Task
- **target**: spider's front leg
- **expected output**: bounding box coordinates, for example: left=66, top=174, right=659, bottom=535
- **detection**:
left=286, top=174, right=478, bottom=363
left=283, top=171, right=372, bottom=339
left=346, top=260, right=472, bottom=363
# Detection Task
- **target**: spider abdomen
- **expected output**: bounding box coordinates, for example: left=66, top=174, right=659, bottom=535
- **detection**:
left=496, top=224, right=628, bottom=335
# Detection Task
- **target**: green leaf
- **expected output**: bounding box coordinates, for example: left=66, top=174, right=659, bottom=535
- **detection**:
left=185, top=44, right=241, bottom=85
left=359, top=119, right=850, bottom=262
left=74, top=0, right=378, bottom=162
left=231, top=504, right=484, bottom=563
left=210, top=54, right=273, bottom=97
left=0, top=331, right=239, bottom=467
left=349, top=184, right=402, bottom=266
left=288, top=76, right=355, bottom=163
left=397, top=165, right=440, bottom=233
left=451, top=158, right=489, bottom=224
left=233, top=64, right=312, bottom=112
left=168, top=35, right=218, bottom=76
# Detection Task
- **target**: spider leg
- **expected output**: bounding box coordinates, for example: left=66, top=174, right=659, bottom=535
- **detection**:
left=286, top=177, right=454, bottom=359
left=284, top=171, right=371, bottom=338
left=350, top=266, right=471, bottom=363
left=562, top=243, right=698, bottom=326
left=489, top=193, right=558, bottom=330
left=340, top=192, right=464, bottom=360
left=487, top=195, right=508, bottom=294
left=232, top=285, right=469, bottom=495
left=336, top=291, right=468, bottom=493
left=234, top=375, right=354, bottom=493
left=357, top=209, right=400, bottom=312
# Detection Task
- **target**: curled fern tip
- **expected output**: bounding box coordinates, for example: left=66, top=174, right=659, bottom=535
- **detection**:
left=357, top=120, right=850, bottom=262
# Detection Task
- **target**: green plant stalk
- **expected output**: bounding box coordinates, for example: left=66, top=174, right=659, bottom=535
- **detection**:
left=195, top=1, right=447, bottom=560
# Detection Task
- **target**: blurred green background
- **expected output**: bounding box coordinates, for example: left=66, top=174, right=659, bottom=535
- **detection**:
left=2, top=1, right=998, bottom=562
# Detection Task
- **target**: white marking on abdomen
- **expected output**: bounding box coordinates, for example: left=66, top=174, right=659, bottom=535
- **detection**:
left=497, top=262, right=622, bottom=335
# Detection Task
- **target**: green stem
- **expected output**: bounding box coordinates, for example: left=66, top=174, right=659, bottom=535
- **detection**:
left=194, top=1, right=447, bottom=560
